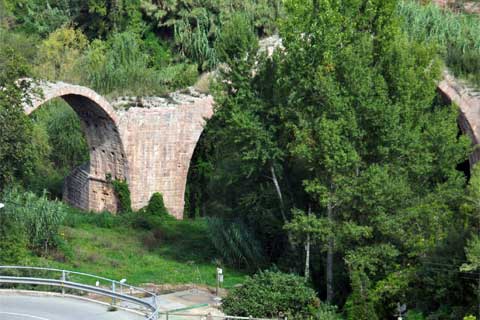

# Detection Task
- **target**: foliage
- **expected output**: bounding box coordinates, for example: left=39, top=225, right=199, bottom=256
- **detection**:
left=215, top=12, right=258, bottom=63
left=344, top=269, right=378, bottom=320
left=0, top=44, right=35, bottom=190
left=35, top=27, right=88, bottom=83
left=81, top=31, right=197, bottom=96
left=0, top=202, right=28, bottom=264
left=7, top=0, right=76, bottom=37
left=397, top=0, right=480, bottom=87
left=112, top=179, right=132, bottom=213
left=194, top=0, right=471, bottom=316
left=141, top=0, right=279, bottom=37
left=2, top=188, right=67, bottom=255
left=222, top=270, right=320, bottom=319
left=174, top=8, right=218, bottom=71
left=141, top=0, right=278, bottom=70
left=206, top=217, right=265, bottom=269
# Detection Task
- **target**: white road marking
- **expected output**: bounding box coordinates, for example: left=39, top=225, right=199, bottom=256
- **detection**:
left=0, top=312, right=51, bottom=320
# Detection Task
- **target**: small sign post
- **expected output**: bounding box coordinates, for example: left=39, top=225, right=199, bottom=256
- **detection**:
left=216, top=268, right=223, bottom=296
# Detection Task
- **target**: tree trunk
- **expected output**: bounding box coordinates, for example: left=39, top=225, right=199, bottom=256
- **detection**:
left=270, top=165, right=287, bottom=223
left=305, top=233, right=311, bottom=279
left=305, top=204, right=312, bottom=279
left=270, top=165, right=296, bottom=250
left=326, top=201, right=334, bottom=303
left=477, top=272, right=480, bottom=320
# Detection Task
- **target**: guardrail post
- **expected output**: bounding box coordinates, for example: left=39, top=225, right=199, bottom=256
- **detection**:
left=111, top=281, right=116, bottom=306
left=166, top=311, right=169, bottom=320
left=61, top=270, right=65, bottom=295
left=153, top=294, right=158, bottom=316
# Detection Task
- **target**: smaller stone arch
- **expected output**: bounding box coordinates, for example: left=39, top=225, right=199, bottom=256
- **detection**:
left=24, top=80, right=128, bottom=213
left=438, top=72, right=480, bottom=165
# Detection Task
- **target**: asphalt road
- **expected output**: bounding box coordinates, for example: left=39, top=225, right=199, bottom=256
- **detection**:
left=0, top=293, right=145, bottom=320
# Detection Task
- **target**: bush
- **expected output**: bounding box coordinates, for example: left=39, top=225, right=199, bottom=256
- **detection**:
left=0, top=206, right=28, bottom=264
left=2, top=188, right=67, bottom=255
left=130, top=192, right=174, bottom=230
left=146, top=192, right=169, bottom=216
left=222, top=270, right=320, bottom=319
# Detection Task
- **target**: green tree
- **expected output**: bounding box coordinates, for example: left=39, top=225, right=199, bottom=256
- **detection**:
left=35, top=26, right=88, bottom=82
left=461, top=164, right=480, bottom=318
left=274, top=0, right=469, bottom=308
left=202, top=0, right=470, bottom=314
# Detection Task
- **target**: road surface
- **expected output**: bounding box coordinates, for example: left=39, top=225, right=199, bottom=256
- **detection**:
left=0, top=293, right=145, bottom=320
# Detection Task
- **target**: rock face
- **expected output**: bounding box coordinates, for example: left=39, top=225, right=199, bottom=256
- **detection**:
left=24, top=81, right=213, bottom=218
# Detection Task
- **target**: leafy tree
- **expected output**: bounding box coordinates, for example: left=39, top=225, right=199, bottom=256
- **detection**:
left=461, top=164, right=480, bottom=318
left=274, top=0, right=469, bottom=308
left=200, top=0, right=471, bottom=315
left=0, top=45, right=35, bottom=190
left=6, top=0, right=76, bottom=37
left=35, top=26, right=88, bottom=82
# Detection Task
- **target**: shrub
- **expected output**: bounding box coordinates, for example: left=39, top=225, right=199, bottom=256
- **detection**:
left=222, top=270, right=320, bottom=319
left=2, top=188, right=66, bottom=255
left=206, top=217, right=264, bottom=269
left=146, top=192, right=169, bottom=216
left=0, top=205, right=28, bottom=264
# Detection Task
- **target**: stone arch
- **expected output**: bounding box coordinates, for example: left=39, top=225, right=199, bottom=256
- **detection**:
left=24, top=80, right=128, bottom=213
left=438, top=72, right=480, bottom=165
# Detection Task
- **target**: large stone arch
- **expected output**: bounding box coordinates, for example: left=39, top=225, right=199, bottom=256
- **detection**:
left=24, top=80, right=129, bottom=212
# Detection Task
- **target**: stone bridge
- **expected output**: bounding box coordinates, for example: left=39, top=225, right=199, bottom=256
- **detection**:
left=25, top=81, right=213, bottom=219
left=22, top=70, right=480, bottom=219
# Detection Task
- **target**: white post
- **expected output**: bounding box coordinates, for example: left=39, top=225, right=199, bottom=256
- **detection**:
left=61, top=270, right=66, bottom=295
left=112, top=281, right=116, bottom=305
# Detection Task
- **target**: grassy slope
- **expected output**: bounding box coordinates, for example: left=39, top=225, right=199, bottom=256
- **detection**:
left=32, top=217, right=246, bottom=289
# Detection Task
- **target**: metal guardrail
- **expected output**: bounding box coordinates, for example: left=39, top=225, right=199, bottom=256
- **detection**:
left=0, top=266, right=159, bottom=319
left=0, top=266, right=282, bottom=320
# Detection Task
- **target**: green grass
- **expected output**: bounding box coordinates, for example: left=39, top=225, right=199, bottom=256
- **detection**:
left=30, top=215, right=247, bottom=289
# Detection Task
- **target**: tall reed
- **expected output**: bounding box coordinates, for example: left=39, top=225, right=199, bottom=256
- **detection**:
left=397, top=1, right=480, bottom=86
